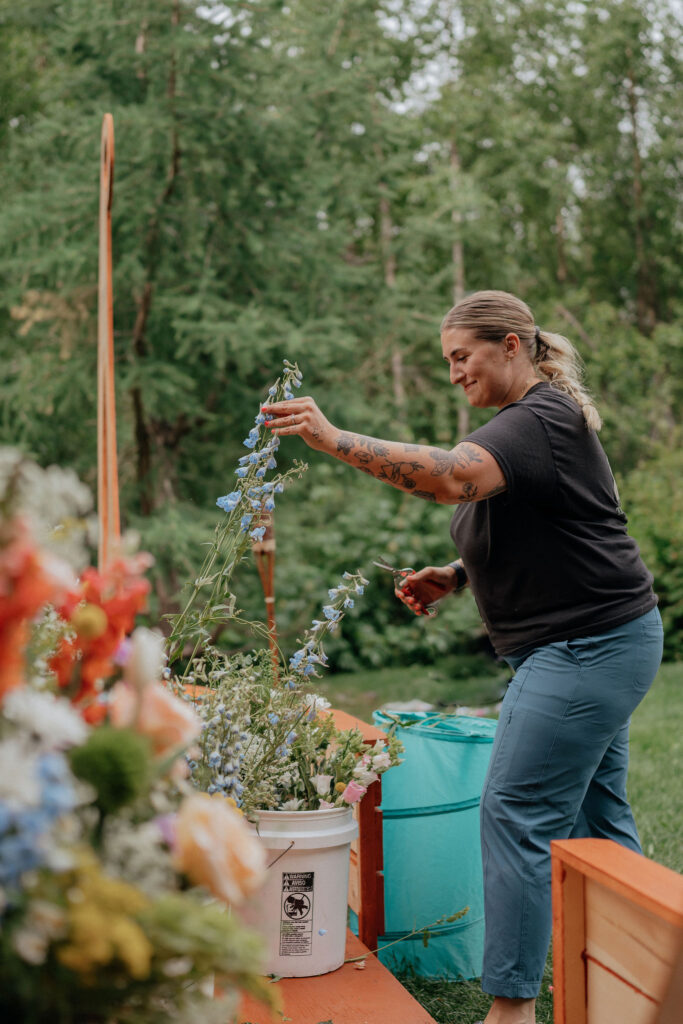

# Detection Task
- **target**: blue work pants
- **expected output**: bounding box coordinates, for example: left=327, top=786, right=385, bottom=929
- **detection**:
left=479, top=607, right=664, bottom=999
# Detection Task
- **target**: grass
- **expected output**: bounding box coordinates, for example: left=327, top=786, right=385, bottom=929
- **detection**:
left=313, top=653, right=510, bottom=722
left=330, top=658, right=683, bottom=1023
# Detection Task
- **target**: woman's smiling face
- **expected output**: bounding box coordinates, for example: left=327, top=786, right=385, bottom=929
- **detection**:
left=441, top=326, right=514, bottom=409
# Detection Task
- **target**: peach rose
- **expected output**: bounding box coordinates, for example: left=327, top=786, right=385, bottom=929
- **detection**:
left=109, top=680, right=201, bottom=757
left=174, top=793, right=266, bottom=905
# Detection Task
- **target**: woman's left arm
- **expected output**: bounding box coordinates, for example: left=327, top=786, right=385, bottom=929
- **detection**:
left=261, top=395, right=506, bottom=505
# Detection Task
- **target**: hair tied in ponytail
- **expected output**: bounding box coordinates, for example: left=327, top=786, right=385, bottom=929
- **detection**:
left=534, top=327, right=550, bottom=362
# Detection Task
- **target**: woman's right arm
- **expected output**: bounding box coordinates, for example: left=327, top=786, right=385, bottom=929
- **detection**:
left=261, top=396, right=506, bottom=505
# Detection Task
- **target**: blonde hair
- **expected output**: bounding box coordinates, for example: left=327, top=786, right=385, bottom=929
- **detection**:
left=441, top=290, right=602, bottom=430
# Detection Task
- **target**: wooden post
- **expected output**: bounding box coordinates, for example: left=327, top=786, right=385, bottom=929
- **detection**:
left=97, top=113, right=120, bottom=570
left=251, top=512, right=278, bottom=677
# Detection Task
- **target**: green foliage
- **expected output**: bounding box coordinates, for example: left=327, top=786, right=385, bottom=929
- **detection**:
left=69, top=727, right=151, bottom=815
left=620, top=441, right=683, bottom=660
left=0, top=0, right=681, bottom=663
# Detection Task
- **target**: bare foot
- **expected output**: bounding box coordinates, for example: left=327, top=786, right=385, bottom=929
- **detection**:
left=483, top=996, right=536, bottom=1024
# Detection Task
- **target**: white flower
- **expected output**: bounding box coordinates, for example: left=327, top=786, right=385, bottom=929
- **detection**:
left=124, top=627, right=166, bottom=692
left=353, top=765, right=379, bottom=786
left=371, top=751, right=392, bottom=771
left=0, top=738, right=41, bottom=807
left=4, top=690, right=88, bottom=750
left=304, top=693, right=331, bottom=712
left=280, top=798, right=303, bottom=811
left=310, top=773, right=334, bottom=796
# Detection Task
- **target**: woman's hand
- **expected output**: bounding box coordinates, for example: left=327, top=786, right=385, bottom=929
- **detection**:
left=262, top=396, right=335, bottom=452
left=396, top=564, right=460, bottom=616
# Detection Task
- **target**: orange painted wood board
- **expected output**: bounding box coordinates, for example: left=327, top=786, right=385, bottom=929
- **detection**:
left=326, top=709, right=387, bottom=744
left=551, top=839, right=683, bottom=927
left=237, top=930, right=437, bottom=1024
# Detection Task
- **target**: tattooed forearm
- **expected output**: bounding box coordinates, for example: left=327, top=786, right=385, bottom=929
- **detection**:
left=330, top=431, right=504, bottom=504
left=336, top=433, right=355, bottom=455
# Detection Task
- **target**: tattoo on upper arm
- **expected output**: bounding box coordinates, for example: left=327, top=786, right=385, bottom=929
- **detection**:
left=414, top=489, right=437, bottom=502
left=453, top=443, right=485, bottom=469
left=460, top=481, right=479, bottom=501
left=428, top=448, right=456, bottom=477
left=482, top=481, right=506, bottom=499
left=403, top=444, right=421, bottom=453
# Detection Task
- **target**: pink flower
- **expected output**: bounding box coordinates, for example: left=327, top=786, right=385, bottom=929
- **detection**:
left=341, top=780, right=367, bottom=804
left=174, top=793, right=266, bottom=905
left=318, top=800, right=336, bottom=810
left=109, top=680, right=201, bottom=757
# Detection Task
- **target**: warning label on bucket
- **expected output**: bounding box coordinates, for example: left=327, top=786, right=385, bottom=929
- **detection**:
left=279, top=871, right=314, bottom=956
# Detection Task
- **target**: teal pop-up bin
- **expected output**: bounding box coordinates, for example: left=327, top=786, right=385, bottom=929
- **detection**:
left=372, top=711, right=497, bottom=980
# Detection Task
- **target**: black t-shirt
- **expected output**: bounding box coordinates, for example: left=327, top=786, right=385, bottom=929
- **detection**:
left=450, top=382, right=657, bottom=657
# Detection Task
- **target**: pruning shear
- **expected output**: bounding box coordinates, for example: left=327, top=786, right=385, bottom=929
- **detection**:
left=372, top=558, right=438, bottom=617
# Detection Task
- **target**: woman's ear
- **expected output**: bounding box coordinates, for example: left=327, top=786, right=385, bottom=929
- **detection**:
left=503, top=333, right=521, bottom=358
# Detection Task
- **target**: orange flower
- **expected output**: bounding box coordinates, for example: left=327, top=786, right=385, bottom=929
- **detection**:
left=109, top=680, right=201, bottom=758
left=0, top=518, right=74, bottom=700
left=50, top=554, right=152, bottom=705
left=174, top=793, right=266, bottom=905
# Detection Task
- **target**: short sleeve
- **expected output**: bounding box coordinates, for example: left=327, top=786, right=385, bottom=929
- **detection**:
left=464, top=405, right=556, bottom=500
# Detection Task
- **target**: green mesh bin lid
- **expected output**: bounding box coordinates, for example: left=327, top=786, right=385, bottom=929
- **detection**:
left=373, top=710, right=497, bottom=743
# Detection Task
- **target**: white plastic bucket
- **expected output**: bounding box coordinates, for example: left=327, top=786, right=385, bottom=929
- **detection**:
left=246, top=806, right=358, bottom=977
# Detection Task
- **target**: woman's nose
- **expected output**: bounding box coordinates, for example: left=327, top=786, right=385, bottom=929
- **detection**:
left=451, top=364, right=464, bottom=385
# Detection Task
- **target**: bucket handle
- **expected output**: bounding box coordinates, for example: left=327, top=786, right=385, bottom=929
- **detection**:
left=266, top=841, right=295, bottom=870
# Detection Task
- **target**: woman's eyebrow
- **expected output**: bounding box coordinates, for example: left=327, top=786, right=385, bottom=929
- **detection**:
left=444, top=347, right=464, bottom=361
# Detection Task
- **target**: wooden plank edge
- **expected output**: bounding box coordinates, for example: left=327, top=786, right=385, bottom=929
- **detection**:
left=551, top=839, right=683, bottom=927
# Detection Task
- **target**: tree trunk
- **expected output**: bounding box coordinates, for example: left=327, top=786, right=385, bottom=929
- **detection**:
left=450, top=138, right=469, bottom=439
left=130, top=0, right=182, bottom=515
left=625, top=59, right=656, bottom=334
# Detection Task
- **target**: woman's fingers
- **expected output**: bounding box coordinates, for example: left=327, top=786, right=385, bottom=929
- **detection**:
left=395, top=583, right=428, bottom=616
left=261, top=397, right=330, bottom=449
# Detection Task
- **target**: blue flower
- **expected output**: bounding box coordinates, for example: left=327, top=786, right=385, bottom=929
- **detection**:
left=322, top=605, right=341, bottom=622
left=248, top=452, right=261, bottom=464
left=268, top=385, right=277, bottom=397
left=328, top=589, right=338, bottom=600
left=267, top=713, right=279, bottom=725
left=303, top=664, right=316, bottom=676
left=254, top=412, right=266, bottom=425
left=256, top=466, right=267, bottom=478
left=284, top=389, right=294, bottom=400
left=216, top=490, right=242, bottom=512
left=276, top=746, right=287, bottom=758
left=344, top=597, right=355, bottom=609
left=356, top=585, right=365, bottom=595
left=243, top=435, right=258, bottom=449
left=286, top=731, right=297, bottom=745
left=274, top=482, right=284, bottom=493
left=264, top=498, right=275, bottom=512
left=250, top=526, right=266, bottom=542
left=292, top=378, right=302, bottom=388
left=240, top=514, right=253, bottom=532
left=267, top=458, right=277, bottom=470
left=235, top=467, right=248, bottom=478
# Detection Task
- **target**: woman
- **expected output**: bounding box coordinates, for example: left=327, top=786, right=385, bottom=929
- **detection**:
left=262, top=290, right=662, bottom=1024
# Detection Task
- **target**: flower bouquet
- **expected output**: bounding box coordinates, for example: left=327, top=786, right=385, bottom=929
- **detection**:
left=0, top=456, right=271, bottom=1024
left=165, top=361, right=402, bottom=816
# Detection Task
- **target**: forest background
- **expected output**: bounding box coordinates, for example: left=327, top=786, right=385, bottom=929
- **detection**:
left=1, top=0, right=681, bottom=681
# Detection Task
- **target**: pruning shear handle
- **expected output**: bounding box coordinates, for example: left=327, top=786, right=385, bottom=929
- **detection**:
left=372, top=558, right=438, bottom=617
